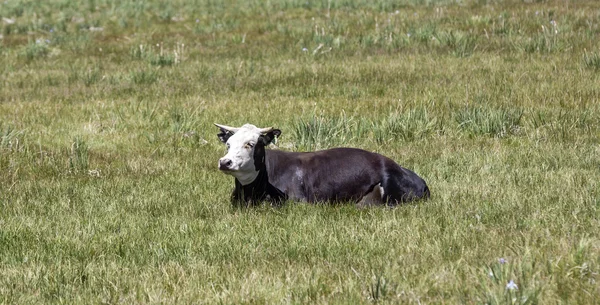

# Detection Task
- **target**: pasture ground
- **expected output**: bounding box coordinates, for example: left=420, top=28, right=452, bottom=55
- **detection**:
left=1, top=0, right=599, bottom=303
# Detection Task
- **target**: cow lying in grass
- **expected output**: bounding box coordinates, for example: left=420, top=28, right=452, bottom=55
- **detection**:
left=215, top=123, right=430, bottom=206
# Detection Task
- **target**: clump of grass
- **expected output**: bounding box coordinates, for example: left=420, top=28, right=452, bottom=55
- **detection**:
left=455, top=106, right=523, bottom=137
left=130, top=43, right=183, bottom=67
left=369, top=274, right=392, bottom=302
left=491, top=12, right=521, bottom=36
left=522, top=22, right=563, bottom=53
left=158, top=9, right=174, bottom=22
left=68, top=136, right=88, bottom=174
left=583, top=50, right=600, bottom=70
left=374, top=108, right=438, bottom=144
left=523, top=34, right=559, bottom=53
left=150, top=53, right=175, bottom=66
left=1, top=126, right=25, bottom=152
left=292, top=113, right=367, bottom=151
left=130, top=68, right=158, bottom=85
left=130, top=44, right=149, bottom=60
left=411, top=23, right=437, bottom=44
left=83, top=68, right=102, bottom=86
left=434, top=31, right=478, bottom=58
left=292, top=114, right=347, bottom=151
left=21, top=40, right=49, bottom=61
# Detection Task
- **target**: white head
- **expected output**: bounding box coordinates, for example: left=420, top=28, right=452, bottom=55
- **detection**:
left=215, top=123, right=281, bottom=185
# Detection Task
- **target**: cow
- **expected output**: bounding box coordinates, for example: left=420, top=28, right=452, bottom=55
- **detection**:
left=215, top=123, right=430, bottom=207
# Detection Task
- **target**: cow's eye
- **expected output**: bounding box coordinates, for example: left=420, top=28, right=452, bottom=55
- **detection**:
left=245, top=143, right=254, bottom=149
left=226, top=143, right=230, bottom=150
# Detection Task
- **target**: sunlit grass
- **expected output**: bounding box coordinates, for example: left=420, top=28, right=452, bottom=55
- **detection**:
left=1, top=0, right=599, bottom=303
left=583, top=50, right=600, bottom=70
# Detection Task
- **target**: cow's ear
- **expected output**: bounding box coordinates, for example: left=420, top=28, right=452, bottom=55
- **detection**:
left=261, top=129, right=281, bottom=145
left=217, top=128, right=233, bottom=143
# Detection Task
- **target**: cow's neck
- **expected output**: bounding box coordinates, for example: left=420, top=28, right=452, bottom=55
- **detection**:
left=235, top=169, right=286, bottom=204
left=233, top=170, right=259, bottom=186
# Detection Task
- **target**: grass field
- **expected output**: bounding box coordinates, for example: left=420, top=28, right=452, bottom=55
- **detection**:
left=1, top=0, right=599, bottom=303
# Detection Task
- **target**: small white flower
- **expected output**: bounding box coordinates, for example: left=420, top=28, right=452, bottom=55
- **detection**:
left=196, top=19, right=199, bottom=23
left=498, top=258, right=507, bottom=264
left=506, top=280, right=518, bottom=290
left=488, top=270, right=494, bottom=278
left=302, top=47, right=308, bottom=52
left=407, top=33, right=411, bottom=38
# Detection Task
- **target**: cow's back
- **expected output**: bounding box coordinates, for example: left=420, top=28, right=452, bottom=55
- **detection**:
left=265, top=148, right=392, bottom=202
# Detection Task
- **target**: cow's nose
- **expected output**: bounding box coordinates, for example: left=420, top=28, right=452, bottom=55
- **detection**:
left=219, top=158, right=233, bottom=170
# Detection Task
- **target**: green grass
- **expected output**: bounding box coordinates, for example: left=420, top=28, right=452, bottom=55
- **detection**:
left=1, top=0, right=600, bottom=303
left=584, top=50, right=600, bottom=71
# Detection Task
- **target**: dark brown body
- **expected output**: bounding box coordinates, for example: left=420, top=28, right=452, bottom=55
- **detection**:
left=247, top=147, right=429, bottom=205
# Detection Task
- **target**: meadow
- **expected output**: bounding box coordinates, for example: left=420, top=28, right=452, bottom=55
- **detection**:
left=1, top=0, right=599, bottom=303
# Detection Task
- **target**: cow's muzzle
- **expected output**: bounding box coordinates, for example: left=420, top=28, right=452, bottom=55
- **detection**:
left=219, top=158, right=233, bottom=171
